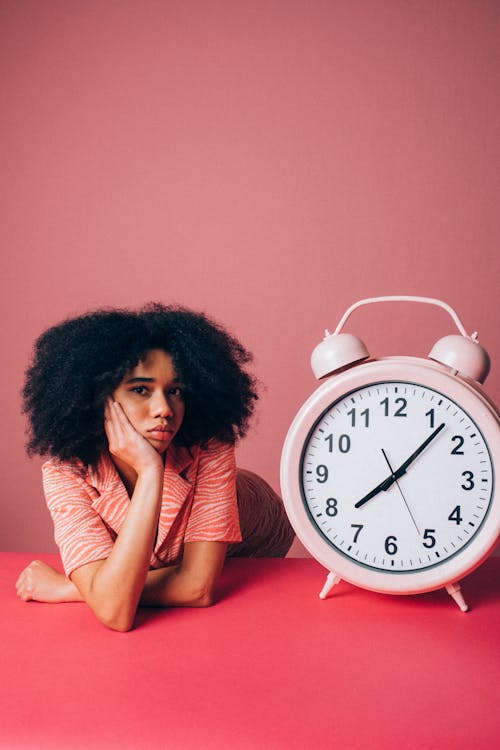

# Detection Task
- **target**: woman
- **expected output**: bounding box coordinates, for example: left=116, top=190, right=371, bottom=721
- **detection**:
left=16, top=303, right=294, bottom=631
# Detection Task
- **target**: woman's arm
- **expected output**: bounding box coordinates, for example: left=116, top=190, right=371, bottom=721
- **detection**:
left=70, top=463, right=162, bottom=631
left=18, top=425, right=236, bottom=624
left=43, top=399, right=163, bottom=631
left=138, top=440, right=240, bottom=608
left=16, top=559, right=84, bottom=603
left=67, top=400, right=164, bottom=631
left=140, top=541, right=227, bottom=607
left=16, top=540, right=227, bottom=610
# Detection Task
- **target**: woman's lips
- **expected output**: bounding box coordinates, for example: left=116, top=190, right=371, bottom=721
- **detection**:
left=147, top=428, right=174, bottom=441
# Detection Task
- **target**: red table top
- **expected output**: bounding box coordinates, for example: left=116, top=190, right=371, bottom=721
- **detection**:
left=1, top=553, right=499, bottom=749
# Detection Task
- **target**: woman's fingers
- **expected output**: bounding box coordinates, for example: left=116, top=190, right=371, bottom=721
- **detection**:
left=106, top=400, right=130, bottom=435
left=112, top=400, right=135, bottom=434
left=105, top=399, right=123, bottom=447
left=104, top=410, right=116, bottom=446
left=105, top=400, right=139, bottom=457
left=15, top=565, right=33, bottom=601
left=104, top=398, right=114, bottom=431
left=104, top=398, right=162, bottom=472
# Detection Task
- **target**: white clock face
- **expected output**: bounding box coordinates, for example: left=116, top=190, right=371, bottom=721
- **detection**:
left=300, top=381, right=494, bottom=573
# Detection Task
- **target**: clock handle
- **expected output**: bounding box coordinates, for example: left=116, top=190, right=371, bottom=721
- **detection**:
left=328, top=295, right=490, bottom=383
left=332, top=296, right=469, bottom=337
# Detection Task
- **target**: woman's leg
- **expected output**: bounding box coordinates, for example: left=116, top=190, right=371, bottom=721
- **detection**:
left=227, top=469, right=295, bottom=557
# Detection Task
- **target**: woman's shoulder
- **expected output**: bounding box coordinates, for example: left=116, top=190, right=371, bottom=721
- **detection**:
left=195, top=438, right=236, bottom=478
left=41, top=454, right=115, bottom=505
left=200, top=437, right=235, bottom=455
left=41, top=455, right=110, bottom=488
left=42, top=456, right=89, bottom=478
left=40, top=457, right=95, bottom=506
left=168, top=438, right=233, bottom=468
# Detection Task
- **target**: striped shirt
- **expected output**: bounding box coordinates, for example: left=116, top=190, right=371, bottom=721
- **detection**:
left=42, top=439, right=242, bottom=578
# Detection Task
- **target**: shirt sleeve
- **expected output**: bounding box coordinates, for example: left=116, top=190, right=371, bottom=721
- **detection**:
left=42, top=460, right=114, bottom=578
left=183, top=440, right=242, bottom=544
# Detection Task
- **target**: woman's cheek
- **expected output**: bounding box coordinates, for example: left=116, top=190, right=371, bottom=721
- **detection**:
left=114, top=397, right=140, bottom=429
left=177, top=403, right=186, bottom=425
left=123, top=404, right=141, bottom=428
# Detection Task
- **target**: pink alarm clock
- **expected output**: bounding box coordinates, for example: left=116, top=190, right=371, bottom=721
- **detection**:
left=280, top=296, right=499, bottom=611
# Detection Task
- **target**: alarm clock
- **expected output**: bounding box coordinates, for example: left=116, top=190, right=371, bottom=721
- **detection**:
left=280, top=296, right=499, bottom=611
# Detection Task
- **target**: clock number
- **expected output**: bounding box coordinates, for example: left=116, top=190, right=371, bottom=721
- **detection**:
left=425, top=408, right=435, bottom=428
left=316, top=465, right=328, bottom=483
left=451, top=435, right=465, bottom=455
left=325, top=433, right=351, bottom=453
left=351, top=524, right=363, bottom=543
left=448, top=506, right=463, bottom=525
left=380, top=397, right=407, bottom=417
left=347, top=408, right=370, bottom=427
left=385, top=536, right=398, bottom=555
left=394, top=398, right=408, bottom=417
left=326, top=498, right=338, bottom=516
left=461, top=471, right=475, bottom=490
left=422, top=529, right=436, bottom=548
left=338, top=434, right=351, bottom=453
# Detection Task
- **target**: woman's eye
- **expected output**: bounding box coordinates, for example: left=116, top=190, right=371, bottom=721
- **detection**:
left=131, top=386, right=148, bottom=396
left=170, top=387, right=184, bottom=398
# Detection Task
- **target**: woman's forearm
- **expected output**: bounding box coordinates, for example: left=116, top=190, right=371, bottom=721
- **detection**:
left=74, top=465, right=163, bottom=630
left=140, top=566, right=214, bottom=608
left=140, top=541, right=227, bottom=609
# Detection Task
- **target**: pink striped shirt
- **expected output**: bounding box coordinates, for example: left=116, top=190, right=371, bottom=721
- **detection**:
left=42, top=439, right=242, bottom=577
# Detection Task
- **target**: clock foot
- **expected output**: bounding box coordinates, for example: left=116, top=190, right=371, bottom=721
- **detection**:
left=446, top=582, right=469, bottom=612
left=319, top=571, right=342, bottom=599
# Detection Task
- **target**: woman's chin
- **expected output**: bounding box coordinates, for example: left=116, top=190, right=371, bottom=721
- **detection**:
left=146, top=436, right=171, bottom=453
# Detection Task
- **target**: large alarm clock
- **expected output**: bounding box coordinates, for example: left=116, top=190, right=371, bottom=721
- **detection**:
left=280, top=296, right=499, bottom=611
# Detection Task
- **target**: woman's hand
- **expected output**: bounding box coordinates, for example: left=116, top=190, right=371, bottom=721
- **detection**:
left=16, top=560, right=83, bottom=603
left=104, top=398, right=163, bottom=475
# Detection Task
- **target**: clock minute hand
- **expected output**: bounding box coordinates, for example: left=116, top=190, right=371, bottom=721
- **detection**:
left=390, top=422, right=446, bottom=482
left=354, top=423, right=446, bottom=510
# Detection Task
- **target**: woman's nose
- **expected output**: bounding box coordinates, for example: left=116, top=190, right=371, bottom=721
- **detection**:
left=152, top=393, right=173, bottom=419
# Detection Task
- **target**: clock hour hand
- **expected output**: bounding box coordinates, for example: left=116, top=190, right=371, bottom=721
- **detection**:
left=354, top=423, right=446, bottom=510
left=354, top=472, right=398, bottom=509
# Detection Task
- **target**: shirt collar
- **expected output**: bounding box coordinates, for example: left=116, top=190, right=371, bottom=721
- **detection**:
left=88, top=444, right=197, bottom=551
left=89, top=442, right=195, bottom=492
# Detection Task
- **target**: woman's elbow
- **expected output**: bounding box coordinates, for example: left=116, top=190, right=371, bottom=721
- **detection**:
left=189, top=584, right=215, bottom=607
left=195, top=593, right=214, bottom=608
left=92, top=601, right=136, bottom=632
left=106, top=615, right=136, bottom=632
left=98, top=611, right=135, bottom=632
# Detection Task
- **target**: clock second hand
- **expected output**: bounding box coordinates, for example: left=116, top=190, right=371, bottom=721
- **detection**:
left=381, top=448, right=421, bottom=537
left=355, top=423, right=446, bottom=509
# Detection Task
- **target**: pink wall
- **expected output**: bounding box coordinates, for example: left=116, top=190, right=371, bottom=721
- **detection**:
left=1, top=0, right=499, bottom=553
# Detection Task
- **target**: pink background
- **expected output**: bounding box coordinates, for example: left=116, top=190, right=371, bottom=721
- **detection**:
left=1, top=0, right=499, bottom=554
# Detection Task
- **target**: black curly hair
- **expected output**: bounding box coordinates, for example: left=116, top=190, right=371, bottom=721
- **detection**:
left=22, top=303, right=259, bottom=469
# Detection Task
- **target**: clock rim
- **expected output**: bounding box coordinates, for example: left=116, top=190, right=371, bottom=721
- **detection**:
left=280, top=356, right=500, bottom=595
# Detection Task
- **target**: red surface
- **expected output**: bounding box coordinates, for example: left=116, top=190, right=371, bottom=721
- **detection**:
left=2, top=554, right=499, bottom=749
left=2, top=0, right=500, bottom=556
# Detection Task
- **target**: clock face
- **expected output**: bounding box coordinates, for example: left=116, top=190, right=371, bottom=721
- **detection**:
left=300, top=381, right=494, bottom=574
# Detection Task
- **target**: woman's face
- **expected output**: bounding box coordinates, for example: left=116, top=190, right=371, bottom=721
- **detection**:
left=112, top=349, right=185, bottom=454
